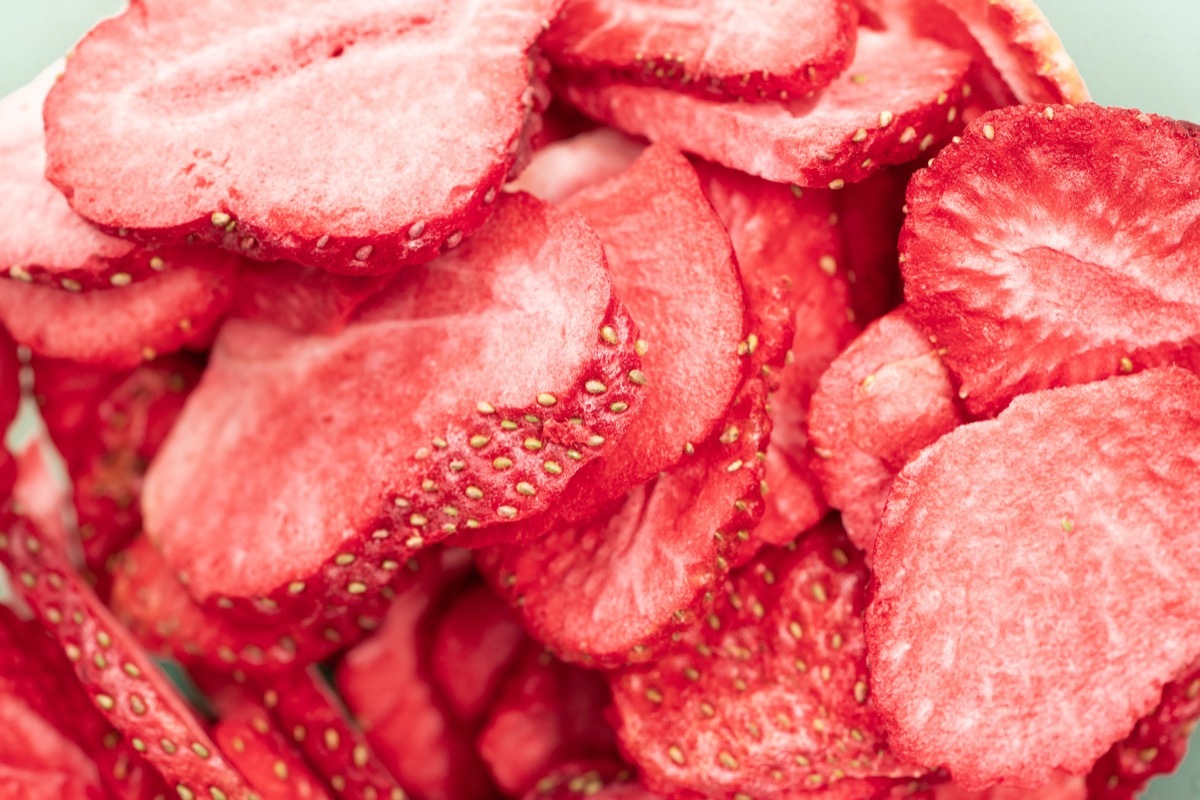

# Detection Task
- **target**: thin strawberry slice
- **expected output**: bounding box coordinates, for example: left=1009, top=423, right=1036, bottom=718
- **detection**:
left=44, top=0, right=559, bottom=273
left=213, top=718, right=332, bottom=800
left=508, top=127, right=645, bottom=204
left=336, top=548, right=495, bottom=800
left=229, top=262, right=389, bottom=335
left=866, top=368, right=1200, bottom=789
left=523, top=761, right=658, bottom=799
left=930, top=772, right=1087, bottom=799
left=477, top=647, right=618, bottom=796
left=0, top=700, right=106, bottom=800
left=808, top=308, right=964, bottom=556
left=479, top=378, right=770, bottom=666
left=540, top=0, right=858, bottom=101
left=610, top=518, right=920, bottom=799
left=0, top=266, right=233, bottom=369
left=560, top=28, right=971, bottom=187
left=900, top=104, right=1200, bottom=417
left=1088, top=658, right=1200, bottom=799
left=143, top=192, right=645, bottom=619
left=429, top=581, right=528, bottom=724
left=0, top=512, right=257, bottom=800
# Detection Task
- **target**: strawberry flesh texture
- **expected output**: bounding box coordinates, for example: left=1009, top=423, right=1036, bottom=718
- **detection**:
left=44, top=0, right=559, bottom=273
left=808, top=308, right=964, bottom=556
left=477, top=647, right=618, bottom=796
left=229, top=262, right=389, bottom=335
left=901, top=104, right=1200, bottom=418
left=834, top=164, right=914, bottom=325
left=866, top=368, right=1200, bottom=789
left=609, top=518, right=919, bottom=799
left=541, top=0, right=859, bottom=101
left=143, top=191, right=645, bottom=620
left=0, top=511, right=257, bottom=800
left=508, top=127, right=645, bottom=205
left=336, top=548, right=496, bottom=800
left=212, top=717, right=333, bottom=800
left=522, top=761, right=658, bottom=799
left=929, top=772, right=1087, bottom=799
left=560, top=27, right=971, bottom=187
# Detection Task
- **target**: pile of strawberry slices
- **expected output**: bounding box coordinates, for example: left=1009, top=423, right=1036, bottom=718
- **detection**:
left=1, top=0, right=1198, bottom=798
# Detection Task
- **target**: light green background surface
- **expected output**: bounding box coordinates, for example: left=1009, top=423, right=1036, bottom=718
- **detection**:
left=2, top=1, right=1199, bottom=797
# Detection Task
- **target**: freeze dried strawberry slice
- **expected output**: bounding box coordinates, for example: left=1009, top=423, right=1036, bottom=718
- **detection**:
left=229, top=262, right=389, bottom=335
left=930, top=772, right=1086, bottom=799
left=336, top=548, right=495, bottom=800
left=523, top=761, right=657, bottom=799
left=143, top=192, right=645, bottom=617
left=429, top=582, right=528, bottom=724
left=477, top=647, right=618, bottom=796
left=1088, top=657, right=1200, bottom=799
left=901, top=104, right=1200, bottom=417
left=561, top=28, right=970, bottom=187
left=866, top=369, right=1200, bottom=789
left=541, top=0, right=858, bottom=101
left=508, top=128, right=645, bottom=204
left=0, top=265, right=233, bottom=368
left=0, top=512, right=257, bottom=800
left=213, top=717, right=332, bottom=800
left=809, top=308, right=964, bottom=555
left=479, top=379, right=770, bottom=666
left=44, top=0, right=558, bottom=273
left=610, top=519, right=919, bottom=799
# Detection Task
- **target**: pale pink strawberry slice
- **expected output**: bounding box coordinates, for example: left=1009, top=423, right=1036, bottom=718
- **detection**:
left=142, top=192, right=645, bottom=619
left=609, top=518, right=920, bottom=799
left=522, top=761, right=658, bottom=800
left=808, top=308, right=964, bottom=555
left=866, top=368, right=1200, bottom=789
left=0, top=511, right=258, bottom=800
left=44, top=0, right=559, bottom=273
left=477, top=647, right=618, bottom=796
left=540, top=0, right=859, bottom=101
left=901, top=104, right=1200, bottom=417
left=560, top=27, right=970, bottom=187
left=507, top=127, right=645, bottom=204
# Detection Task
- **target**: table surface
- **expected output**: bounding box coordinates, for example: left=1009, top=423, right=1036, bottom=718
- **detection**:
left=2, top=2, right=1199, bottom=797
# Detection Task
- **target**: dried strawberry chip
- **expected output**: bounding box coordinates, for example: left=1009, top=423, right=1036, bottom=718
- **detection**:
left=479, top=378, right=770, bottom=666
left=143, top=192, right=645, bottom=619
left=477, top=647, right=617, bottom=796
left=610, top=518, right=919, bottom=799
left=0, top=512, right=257, bottom=800
left=522, top=761, right=656, bottom=799
left=212, top=717, right=332, bottom=800
left=808, top=308, right=964, bottom=556
left=429, top=581, right=528, bottom=724
left=44, top=0, right=558, bottom=273
left=1088, top=657, right=1200, bottom=799
left=229, top=262, right=389, bottom=335
left=336, top=548, right=494, bottom=800
left=560, top=27, right=971, bottom=187
left=866, top=368, right=1200, bottom=789
left=929, top=772, right=1087, bottom=799
left=901, top=104, right=1200, bottom=417
left=508, top=128, right=645, bottom=204
left=541, top=0, right=858, bottom=101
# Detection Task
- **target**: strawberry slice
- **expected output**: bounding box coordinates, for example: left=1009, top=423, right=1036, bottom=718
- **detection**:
left=900, top=104, right=1200, bottom=417
left=142, top=192, right=646, bottom=620
left=477, top=647, right=618, bottom=796
left=929, top=772, right=1087, bottom=799
left=540, top=0, right=859, bottom=101
left=835, top=164, right=914, bottom=325
left=213, top=717, right=332, bottom=800
left=808, top=308, right=964, bottom=555
left=522, top=761, right=659, bottom=799
left=229, top=262, right=389, bottom=335
left=866, top=368, right=1200, bottom=789
left=508, top=127, right=645, bottom=204
left=44, top=0, right=559, bottom=273
left=609, top=518, right=920, bottom=799
left=0, top=511, right=258, bottom=800
left=560, top=27, right=971, bottom=187
left=336, top=548, right=495, bottom=800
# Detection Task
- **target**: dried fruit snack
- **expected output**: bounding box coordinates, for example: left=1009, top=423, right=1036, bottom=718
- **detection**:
left=228, top=263, right=390, bottom=335
left=43, top=0, right=561, bottom=273
left=560, top=27, right=971, bottom=187
left=522, top=761, right=658, bottom=799
left=540, top=0, right=859, bottom=101
left=866, top=368, right=1200, bottom=789
left=143, top=192, right=645, bottom=620
left=212, top=716, right=333, bottom=800
left=901, top=103, right=1200, bottom=417
left=507, top=127, right=645, bottom=204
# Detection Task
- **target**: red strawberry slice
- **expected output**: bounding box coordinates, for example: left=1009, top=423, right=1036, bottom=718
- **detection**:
left=900, top=104, right=1200, bottom=417
left=540, top=0, right=859, bottom=101
left=808, top=308, right=964, bottom=556
left=213, top=717, right=332, bottom=800
left=478, top=377, right=770, bottom=666
left=1088, top=657, right=1200, bottom=799
left=429, top=581, right=528, bottom=724
left=477, top=647, right=618, bottom=796
left=0, top=265, right=233, bottom=369
left=609, top=518, right=920, bottom=799
left=522, top=761, right=659, bottom=799
left=835, top=164, right=914, bottom=325
left=930, top=771, right=1086, bottom=799
left=336, top=548, right=495, bottom=800
left=865, top=368, right=1200, bottom=789
left=229, top=262, right=389, bottom=335
left=44, top=0, right=559, bottom=273
left=142, top=191, right=646, bottom=620
left=560, top=27, right=971, bottom=187
left=508, top=127, right=645, bottom=204
left=0, top=511, right=258, bottom=800
left=0, top=698, right=106, bottom=800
